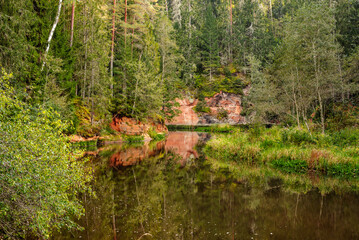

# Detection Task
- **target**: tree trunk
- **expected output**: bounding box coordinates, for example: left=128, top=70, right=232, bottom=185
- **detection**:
left=110, top=0, right=116, bottom=97
left=161, top=54, right=165, bottom=86
left=82, top=4, right=88, bottom=100
left=312, top=42, right=325, bottom=134
left=132, top=51, right=143, bottom=116
left=188, top=0, right=192, bottom=52
left=293, top=67, right=301, bottom=128
left=269, top=0, right=273, bottom=31
left=131, top=16, right=135, bottom=60
left=293, top=84, right=300, bottom=128
left=70, top=0, right=75, bottom=47
left=90, top=13, right=95, bottom=121
left=229, top=0, right=233, bottom=62
left=338, top=56, right=345, bottom=103
left=42, top=0, right=63, bottom=71
left=124, top=0, right=128, bottom=47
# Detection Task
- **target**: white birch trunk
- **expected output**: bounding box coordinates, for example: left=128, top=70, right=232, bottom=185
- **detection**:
left=41, top=0, right=63, bottom=71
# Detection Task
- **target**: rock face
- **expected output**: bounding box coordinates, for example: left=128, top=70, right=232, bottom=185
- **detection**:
left=167, top=92, right=245, bottom=125
left=110, top=117, right=168, bottom=135
left=169, top=98, right=199, bottom=125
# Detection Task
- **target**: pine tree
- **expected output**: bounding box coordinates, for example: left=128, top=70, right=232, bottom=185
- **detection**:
left=200, top=3, right=220, bottom=81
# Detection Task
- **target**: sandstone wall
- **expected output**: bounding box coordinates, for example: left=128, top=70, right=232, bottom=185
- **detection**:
left=166, top=92, right=245, bottom=125
left=110, top=117, right=168, bottom=135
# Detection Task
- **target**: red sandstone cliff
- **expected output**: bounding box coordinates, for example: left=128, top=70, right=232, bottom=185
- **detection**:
left=110, top=117, right=168, bottom=135
left=166, top=92, right=245, bottom=125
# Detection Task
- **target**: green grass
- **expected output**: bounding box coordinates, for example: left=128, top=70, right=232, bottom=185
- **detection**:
left=204, top=127, right=359, bottom=185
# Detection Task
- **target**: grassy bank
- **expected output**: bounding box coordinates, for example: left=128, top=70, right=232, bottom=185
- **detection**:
left=204, top=127, right=359, bottom=192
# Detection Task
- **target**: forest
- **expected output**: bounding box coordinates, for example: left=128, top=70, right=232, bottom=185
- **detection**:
left=0, top=0, right=358, bottom=239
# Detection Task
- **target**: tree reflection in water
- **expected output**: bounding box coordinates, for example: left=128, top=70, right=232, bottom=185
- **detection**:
left=54, top=132, right=359, bottom=240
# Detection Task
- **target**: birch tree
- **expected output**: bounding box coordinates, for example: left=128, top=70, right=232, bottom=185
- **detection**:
left=42, top=0, right=63, bottom=71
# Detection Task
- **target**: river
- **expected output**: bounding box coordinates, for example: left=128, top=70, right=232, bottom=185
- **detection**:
left=55, top=131, right=359, bottom=240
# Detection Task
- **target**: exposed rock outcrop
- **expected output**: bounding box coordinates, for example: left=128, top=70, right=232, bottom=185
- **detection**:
left=170, top=98, right=199, bottom=125
left=110, top=117, right=168, bottom=135
left=167, top=91, right=245, bottom=125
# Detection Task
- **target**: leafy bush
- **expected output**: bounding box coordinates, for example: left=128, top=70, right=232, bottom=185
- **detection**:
left=326, top=105, right=359, bottom=131
left=0, top=69, right=92, bottom=239
left=224, top=67, right=232, bottom=78
left=329, top=128, right=359, bottom=147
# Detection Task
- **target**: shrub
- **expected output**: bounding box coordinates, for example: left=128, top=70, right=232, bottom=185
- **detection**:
left=224, top=67, right=232, bottom=78
left=329, top=128, right=359, bottom=147
left=0, top=69, right=92, bottom=239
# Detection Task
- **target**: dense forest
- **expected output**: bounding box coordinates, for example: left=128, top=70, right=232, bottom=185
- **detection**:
left=1, top=0, right=358, bottom=134
left=0, top=0, right=358, bottom=239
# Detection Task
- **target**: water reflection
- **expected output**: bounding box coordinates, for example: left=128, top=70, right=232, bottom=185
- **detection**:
left=110, top=141, right=166, bottom=167
left=54, top=132, right=359, bottom=240
left=109, top=131, right=208, bottom=167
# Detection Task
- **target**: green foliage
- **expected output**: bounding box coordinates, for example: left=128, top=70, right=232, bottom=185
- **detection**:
left=328, top=128, right=359, bottom=147
left=148, top=128, right=166, bottom=141
left=0, top=69, right=92, bottom=239
left=271, top=158, right=308, bottom=174
left=217, top=108, right=228, bottom=120
left=123, top=135, right=145, bottom=143
left=335, top=0, right=359, bottom=56
left=204, top=126, right=359, bottom=180
left=281, top=129, right=315, bottom=146
left=193, top=70, right=246, bottom=98
left=194, top=100, right=210, bottom=113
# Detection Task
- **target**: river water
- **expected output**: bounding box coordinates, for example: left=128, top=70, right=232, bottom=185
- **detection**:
left=55, top=131, right=359, bottom=240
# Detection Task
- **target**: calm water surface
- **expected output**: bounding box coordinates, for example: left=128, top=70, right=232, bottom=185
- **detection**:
left=55, top=131, right=359, bottom=240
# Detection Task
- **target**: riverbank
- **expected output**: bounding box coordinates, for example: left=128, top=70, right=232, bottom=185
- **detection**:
left=204, top=127, right=359, bottom=193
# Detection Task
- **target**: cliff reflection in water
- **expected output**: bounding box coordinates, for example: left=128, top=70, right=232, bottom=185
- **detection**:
left=54, top=131, right=359, bottom=240
left=110, top=131, right=209, bottom=167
